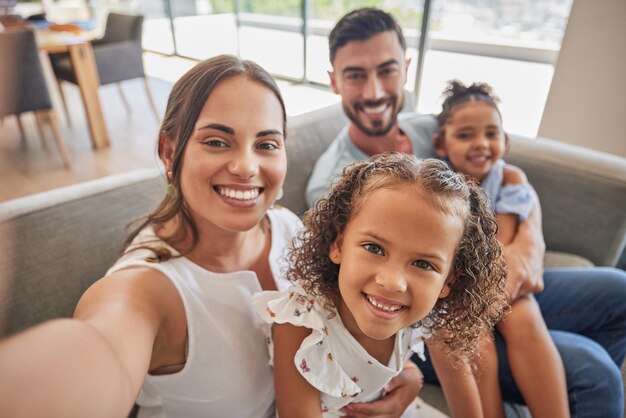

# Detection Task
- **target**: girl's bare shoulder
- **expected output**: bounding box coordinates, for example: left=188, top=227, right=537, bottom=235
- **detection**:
left=502, top=163, right=528, bottom=186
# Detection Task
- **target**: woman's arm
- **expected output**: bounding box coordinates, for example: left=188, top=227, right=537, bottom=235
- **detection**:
left=0, top=268, right=170, bottom=418
left=427, top=341, right=483, bottom=418
left=273, top=322, right=323, bottom=418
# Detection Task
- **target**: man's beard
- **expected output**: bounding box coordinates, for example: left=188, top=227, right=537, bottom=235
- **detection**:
left=344, top=96, right=403, bottom=137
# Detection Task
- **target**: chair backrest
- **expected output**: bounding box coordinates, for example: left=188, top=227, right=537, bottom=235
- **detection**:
left=0, top=29, right=52, bottom=117
left=91, top=13, right=145, bottom=84
left=100, top=12, right=143, bottom=44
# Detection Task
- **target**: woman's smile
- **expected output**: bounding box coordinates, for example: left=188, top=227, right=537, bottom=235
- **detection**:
left=215, top=185, right=263, bottom=207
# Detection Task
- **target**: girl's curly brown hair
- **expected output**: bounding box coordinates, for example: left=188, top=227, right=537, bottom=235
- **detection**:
left=289, top=152, right=508, bottom=364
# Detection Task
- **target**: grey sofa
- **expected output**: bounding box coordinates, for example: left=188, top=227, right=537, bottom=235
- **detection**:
left=1, top=104, right=625, bottom=416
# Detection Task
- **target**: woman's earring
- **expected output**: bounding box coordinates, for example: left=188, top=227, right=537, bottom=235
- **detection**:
left=271, top=188, right=284, bottom=208
left=166, top=171, right=176, bottom=197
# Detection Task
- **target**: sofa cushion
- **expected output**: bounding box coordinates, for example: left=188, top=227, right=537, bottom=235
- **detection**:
left=544, top=251, right=594, bottom=268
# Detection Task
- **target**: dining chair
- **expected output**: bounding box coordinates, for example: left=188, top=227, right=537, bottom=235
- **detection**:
left=0, top=29, right=72, bottom=168
left=51, top=13, right=159, bottom=123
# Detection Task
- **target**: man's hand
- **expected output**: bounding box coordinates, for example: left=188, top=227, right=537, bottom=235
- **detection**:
left=503, top=188, right=545, bottom=301
left=339, top=363, right=423, bottom=418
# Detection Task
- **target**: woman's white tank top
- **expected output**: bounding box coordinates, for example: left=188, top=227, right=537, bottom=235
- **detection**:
left=107, top=207, right=301, bottom=418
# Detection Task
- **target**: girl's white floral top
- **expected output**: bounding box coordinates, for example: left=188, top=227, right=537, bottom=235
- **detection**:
left=253, top=284, right=426, bottom=417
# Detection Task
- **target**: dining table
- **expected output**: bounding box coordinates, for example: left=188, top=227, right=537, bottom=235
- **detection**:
left=35, top=28, right=110, bottom=149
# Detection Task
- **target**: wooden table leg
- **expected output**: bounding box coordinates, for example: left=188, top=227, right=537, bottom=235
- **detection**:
left=68, top=43, right=110, bottom=149
left=39, top=50, right=68, bottom=126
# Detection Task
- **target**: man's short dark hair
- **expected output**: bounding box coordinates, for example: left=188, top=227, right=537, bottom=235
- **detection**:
left=328, top=8, right=406, bottom=65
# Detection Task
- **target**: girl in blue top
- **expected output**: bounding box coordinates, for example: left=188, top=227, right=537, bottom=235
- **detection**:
left=433, top=80, right=570, bottom=418
left=255, top=153, right=508, bottom=417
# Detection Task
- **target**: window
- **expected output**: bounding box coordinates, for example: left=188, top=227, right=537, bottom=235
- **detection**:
left=102, top=0, right=573, bottom=136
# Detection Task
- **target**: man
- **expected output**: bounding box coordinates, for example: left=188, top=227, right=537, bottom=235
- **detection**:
left=307, top=7, right=626, bottom=417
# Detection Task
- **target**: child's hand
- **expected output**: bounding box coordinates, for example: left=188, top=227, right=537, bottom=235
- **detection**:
left=339, top=364, right=423, bottom=418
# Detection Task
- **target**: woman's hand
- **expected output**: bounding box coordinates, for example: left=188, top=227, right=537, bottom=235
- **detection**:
left=339, top=362, right=423, bottom=418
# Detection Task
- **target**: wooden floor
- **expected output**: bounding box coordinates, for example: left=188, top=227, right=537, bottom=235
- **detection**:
left=0, top=77, right=172, bottom=203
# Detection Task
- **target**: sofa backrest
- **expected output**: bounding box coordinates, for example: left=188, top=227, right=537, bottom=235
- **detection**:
left=283, top=104, right=347, bottom=216
left=505, top=134, right=626, bottom=267
left=0, top=169, right=163, bottom=337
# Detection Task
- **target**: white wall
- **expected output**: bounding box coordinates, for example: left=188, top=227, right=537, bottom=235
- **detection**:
left=538, top=0, right=626, bottom=157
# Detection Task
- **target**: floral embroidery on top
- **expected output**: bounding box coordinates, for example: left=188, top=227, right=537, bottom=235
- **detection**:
left=294, top=293, right=317, bottom=317
left=340, top=390, right=362, bottom=399
left=300, top=358, right=311, bottom=373
left=294, top=308, right=305, bottom=317
left=295, top=294, right=316, bottom=310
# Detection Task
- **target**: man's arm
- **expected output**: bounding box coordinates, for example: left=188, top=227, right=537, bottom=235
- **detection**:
left=503, top=186, right=545, bottom=301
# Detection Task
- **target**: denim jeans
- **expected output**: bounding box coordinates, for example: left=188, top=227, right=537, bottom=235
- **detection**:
left=416, top=267, right=626, bottom=418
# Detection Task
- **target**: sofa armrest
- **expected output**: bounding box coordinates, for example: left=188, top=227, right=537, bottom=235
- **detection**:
left=506, top=135, right=626, bottom=267
left=0, top=169, right=164, bottom=337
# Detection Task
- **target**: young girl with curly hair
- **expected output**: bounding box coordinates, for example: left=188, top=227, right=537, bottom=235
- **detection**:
left=254, top=152, right=508, bottom=417
left=433, top=80, right=570, bottom=418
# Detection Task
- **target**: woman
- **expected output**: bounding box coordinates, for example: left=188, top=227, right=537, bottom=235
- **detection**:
left=0, top=55, right=421, bottom=418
